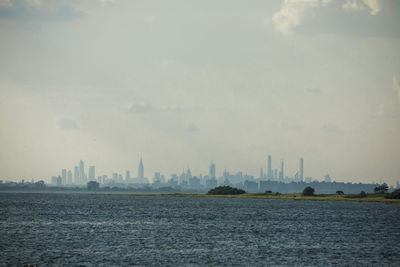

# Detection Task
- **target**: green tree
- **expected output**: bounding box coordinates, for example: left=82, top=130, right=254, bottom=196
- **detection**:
left=360, top=191, right=367, bottom=198
left=336, top=190, right=344, bottom=195
left=374, top=184, right=388, bottom=194
left=302, top=186, right=315, bottom=196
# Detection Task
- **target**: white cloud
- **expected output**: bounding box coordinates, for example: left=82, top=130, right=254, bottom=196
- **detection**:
left=343, top=0, right=381, bottom=15
left=272, top=0, right=333, bottom=36
left=272, top=0, right=382, bottom=35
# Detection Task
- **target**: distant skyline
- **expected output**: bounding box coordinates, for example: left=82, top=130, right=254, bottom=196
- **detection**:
left=0, top=0, right=399, bottom=184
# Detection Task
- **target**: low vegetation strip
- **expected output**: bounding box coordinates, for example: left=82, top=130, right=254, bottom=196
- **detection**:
left=112, top=192, right=400, bottom=204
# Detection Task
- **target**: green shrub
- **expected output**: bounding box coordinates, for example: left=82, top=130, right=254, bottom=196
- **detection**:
left=302, top=186, right=315, bottom=196
left=360, top=191, right=367, bottom=198
left=386, top=189, right=400, bottom=199
left=207, top=186, right=246, bottom=195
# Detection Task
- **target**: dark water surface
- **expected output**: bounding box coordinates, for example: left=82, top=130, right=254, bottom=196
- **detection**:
left=0, top=193, right=399, bottom=266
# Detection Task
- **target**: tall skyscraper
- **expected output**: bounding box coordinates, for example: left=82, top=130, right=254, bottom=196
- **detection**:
left=67, top=170, right=72, bottom=185
left=300, top=157, right=304, bottom=181
left=280, top=159, right=284, bottom=181
left=89, top=166, right=95, bottom=181
left=74, top=166, right=79, bottom=184
left=209, top=162, right=216, bottom=178
left=138, top=157, right=144, bottom=179
left=61, top=169, right=67, bottom=185
left=125, top=170, right=131, bottom=182
left=267, top=155, right=272, bottom=179
left=79, top=160, right=85, bottom=184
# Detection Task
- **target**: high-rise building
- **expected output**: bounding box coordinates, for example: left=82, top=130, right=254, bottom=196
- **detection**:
left=138, top=157, right=144, bottom=179
left=67, top=170, right=72, bottom=185
left=125, top=170, right=131, bottom=182
left=61, top=169, right=67, bottom=185
left=209, top=162, right=216, bottom=178
left=267, top=155, right=272, bottom=179
left=89, top=166, right=95, bottom=181
left=79, top=160, right=85, bottom=184
left=274, top=169, right=278, bottom=180
left=74, top=166, right=79, bottom=184
left=259, top=168, right=264, bottom=179
left=300, top=157, right=304, bottom=181
left=279, top=159, right=284, bottom=181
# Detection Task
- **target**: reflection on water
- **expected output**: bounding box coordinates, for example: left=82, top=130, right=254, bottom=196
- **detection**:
left=0, top=193, right=399, bottom=266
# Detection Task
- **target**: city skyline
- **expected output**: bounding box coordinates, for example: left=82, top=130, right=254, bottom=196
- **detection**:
left=45, top=154, right=397, bottom=187
left=0, top=1, right=399, bottom=184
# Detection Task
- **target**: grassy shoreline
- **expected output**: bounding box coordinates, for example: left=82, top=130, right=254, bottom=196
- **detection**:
left=110, top=193, right=400, bottom=204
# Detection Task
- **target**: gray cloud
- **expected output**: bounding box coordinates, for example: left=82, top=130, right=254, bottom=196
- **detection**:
left=129, top=102, right=153, bottom=113
left=57, top=118, right=78, bottom=130
left=0, top=0, right=85, bottom=21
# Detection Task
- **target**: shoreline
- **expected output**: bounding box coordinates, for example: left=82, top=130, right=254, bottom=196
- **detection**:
left=108, top=193, right=400, bottom=204
left=1, top=190, right=399, bottom=203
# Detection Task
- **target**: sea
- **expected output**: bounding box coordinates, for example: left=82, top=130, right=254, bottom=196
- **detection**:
left=0, top=192, right=399, bottom=266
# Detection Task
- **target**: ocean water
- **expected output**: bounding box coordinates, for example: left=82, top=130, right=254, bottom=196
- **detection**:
left=0, top=193, right=399, bottom=266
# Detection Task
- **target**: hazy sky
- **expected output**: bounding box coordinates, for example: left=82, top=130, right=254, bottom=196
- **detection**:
left=0, top=0, right=399, bottom=184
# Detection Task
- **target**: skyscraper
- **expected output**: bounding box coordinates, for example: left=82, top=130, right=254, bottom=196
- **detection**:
left=79, top=160, right=85, bottom=184
left=125, top=170, right=131, bottom=182
left=74, top=166, right=79, bottom=184
left=280, top=159, right=284, bottom=181
left=267, top=155, right=272, bottom=179
left=300, top=157, right=304, bottom=181
left=138, top=157, right=144, bottom=179
left=67, top=170, right=72, bottom=185
left=209, top=162, right=216, bottom=178
left=89, top=166, right=95, bottom=181
left=61, top=169, right=67, bottom=185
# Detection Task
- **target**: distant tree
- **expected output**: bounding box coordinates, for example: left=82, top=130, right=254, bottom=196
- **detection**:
left=87, top=181, right=100, bottom=190
left=207, top=186, right=246, bottom=195
left=360, top=191, right=367, bottom=198
left=336, top=190, right=344, bottom=195
left=374, top=184, right=389, bottom=194
left=264, top=190, right=272, bottom=194
left=302, top=186, right=315, bottom=196
left=386, top=189, right=400, bottom=199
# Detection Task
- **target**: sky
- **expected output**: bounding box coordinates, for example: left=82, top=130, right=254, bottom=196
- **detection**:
left=0, top=0, right=399, bottom=184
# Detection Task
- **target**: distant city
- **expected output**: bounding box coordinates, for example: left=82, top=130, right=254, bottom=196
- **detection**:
left=1, top=155, right=398, bottom=194
left=40, top=155, right=397, bottom=194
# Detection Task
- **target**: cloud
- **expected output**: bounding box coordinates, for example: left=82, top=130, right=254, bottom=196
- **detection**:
left=0, top=0, right=85, bottom=21
left=129, top=102, right=153, bottom=113
left=272, top=0, right=382, bottom=35
left=343, top=0, right=381, bottom=15
left=57, top=118, right=78, bottom=130
left=272, top=0, right=333, bottom=36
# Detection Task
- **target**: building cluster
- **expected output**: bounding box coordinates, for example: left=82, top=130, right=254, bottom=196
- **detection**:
left=50, top=155, right=342, bottom=191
